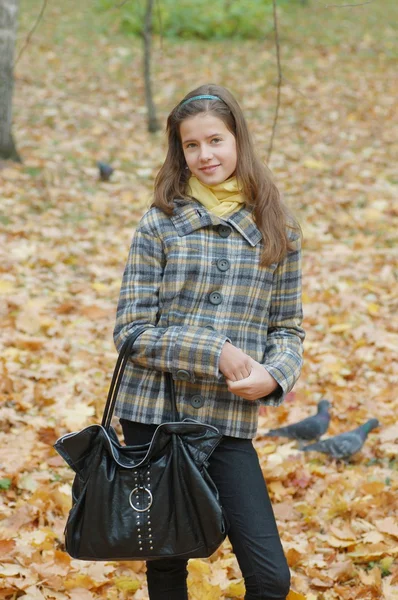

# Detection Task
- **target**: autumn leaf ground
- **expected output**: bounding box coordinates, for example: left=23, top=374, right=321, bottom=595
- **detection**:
left=0, top=1, right=397, bottom=599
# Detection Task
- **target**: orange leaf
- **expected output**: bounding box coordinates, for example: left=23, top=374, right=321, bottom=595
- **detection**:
left=0, top=539, right=16, bottom=557
left=286, top=591, right=307, bottom=600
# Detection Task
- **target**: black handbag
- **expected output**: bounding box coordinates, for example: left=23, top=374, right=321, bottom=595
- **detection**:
left=54, top=326, right=228, bottom=561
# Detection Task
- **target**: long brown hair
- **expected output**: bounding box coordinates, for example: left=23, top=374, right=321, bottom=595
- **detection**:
left=153, top=83, right=300, bottom=266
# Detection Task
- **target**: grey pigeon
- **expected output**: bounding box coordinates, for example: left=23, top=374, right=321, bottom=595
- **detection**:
left=302, top=418, right=380, bottom=460
left=265, top=399, right=331, bottom=444
left=97, top=161, right=114, bottom=181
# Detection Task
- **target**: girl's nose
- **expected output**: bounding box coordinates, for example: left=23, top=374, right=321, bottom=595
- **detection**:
left=199, top=145, right=213, bottom=161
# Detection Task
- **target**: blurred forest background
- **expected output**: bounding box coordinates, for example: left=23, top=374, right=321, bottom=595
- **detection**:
left=0, top=0, right=397, bottom=599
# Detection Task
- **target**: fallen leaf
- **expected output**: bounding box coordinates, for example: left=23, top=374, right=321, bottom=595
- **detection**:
left=286, top=591, right=307, bottom=600
left=375, top=518, right=398, bottom=539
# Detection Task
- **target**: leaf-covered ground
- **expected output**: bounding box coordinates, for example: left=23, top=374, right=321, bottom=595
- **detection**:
left=0, top=1, right=397, bottom=598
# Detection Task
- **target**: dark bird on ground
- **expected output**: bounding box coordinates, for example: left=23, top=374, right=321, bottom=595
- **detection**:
left=302, top=418, right=380, bottom=460
left=97, top=161, right=114, bottom=181
left=264, top=399, right=331, bottom=444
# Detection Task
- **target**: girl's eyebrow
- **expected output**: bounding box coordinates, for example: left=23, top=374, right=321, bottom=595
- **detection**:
left=182, top=132, right=223, bottom=144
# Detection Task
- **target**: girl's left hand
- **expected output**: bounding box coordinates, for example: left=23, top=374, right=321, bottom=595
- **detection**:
left=226, top=359, right=279, bottom=401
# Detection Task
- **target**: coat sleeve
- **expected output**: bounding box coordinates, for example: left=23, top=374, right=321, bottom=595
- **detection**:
left=260, top=233, right=305, bottom=404
left=113, top=226, right=231, bottom=383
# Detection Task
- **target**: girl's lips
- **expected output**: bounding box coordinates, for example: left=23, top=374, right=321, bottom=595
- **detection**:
left=200, top=164, right=220, bottom=172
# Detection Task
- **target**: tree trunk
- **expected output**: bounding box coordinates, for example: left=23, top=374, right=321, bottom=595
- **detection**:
left=0, top=0, right=21, bottom=162
left=143, top=0, right=159, bottom=133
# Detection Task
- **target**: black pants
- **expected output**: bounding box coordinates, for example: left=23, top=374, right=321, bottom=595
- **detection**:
left=121, top=420, right=291, bottom=600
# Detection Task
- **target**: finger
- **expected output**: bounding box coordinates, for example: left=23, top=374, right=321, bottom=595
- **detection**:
left=244, top=365, right=252, bottom=378
left=235, top=369, right=247, bottom=380
left=237, top=367, right=252, bottom=381
left=227, top=379, right=242, bottom=390
left=232, top=370, right=248, bottom=382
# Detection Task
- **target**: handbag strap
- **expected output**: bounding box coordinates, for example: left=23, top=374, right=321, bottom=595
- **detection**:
left=102, top=327, right=179, bottom=430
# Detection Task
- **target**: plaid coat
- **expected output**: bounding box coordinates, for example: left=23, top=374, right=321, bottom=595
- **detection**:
left=113, top=198, right=305, bottom=438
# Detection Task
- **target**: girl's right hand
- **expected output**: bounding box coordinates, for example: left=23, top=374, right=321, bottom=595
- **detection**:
left=219, top=342, right=252, bottom=382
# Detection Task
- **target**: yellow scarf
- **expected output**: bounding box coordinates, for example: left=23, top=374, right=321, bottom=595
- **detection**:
left=187, top=176, right=246, bottom=218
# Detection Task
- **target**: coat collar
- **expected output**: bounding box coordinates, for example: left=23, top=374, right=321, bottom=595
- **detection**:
left=170, top=199, right=262, bottom=247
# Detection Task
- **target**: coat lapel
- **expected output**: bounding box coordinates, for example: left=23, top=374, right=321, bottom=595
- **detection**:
left=171, top=199, right=262, bottom=247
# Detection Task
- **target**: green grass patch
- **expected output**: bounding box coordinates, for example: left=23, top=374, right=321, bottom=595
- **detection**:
left=23, top=166, right=42, bottom=177
left=96, top=0, right=301, bottom=40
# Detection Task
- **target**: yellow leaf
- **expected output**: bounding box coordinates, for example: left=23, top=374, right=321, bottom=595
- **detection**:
left=0, top=280, right=15, bottom=294
left=380, top=556, right=394, bottom=572
left=269, top=481, right=287, bottom=497
left=91, top=282, right=109, bottom=292
left=188, top=577, right=221, bottom=600
left=286, top=590, right=307, bottom=600
left=258, top=443, right=277, bottom=455
left=329, top=323, right=352, bottom=333
left=226, top=580, right=245, bottom=597
left=30, top=528, right=57, bottom=548
left=364, top=208, right=384, bottom=221
left=64, top=575, right=94, bottom=590
left=309, top=464, right=326, bottom=477
left=114, top=577, right=142, bottom=592
left=348, top=543, right=398, bottom=562
left=188, top=559, right=211, bottom=576
left=63, top=404, right=95, bottom=430
left=327, top=535, right=355, bottom=548
left=302, top=158, right=328, bottom=170
left=367, top=302, right=380, bottom=316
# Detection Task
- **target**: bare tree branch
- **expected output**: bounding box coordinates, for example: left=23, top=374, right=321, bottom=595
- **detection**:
left=156, top=0, right=164, bottom=50
left=14, top=0, right=48, bottom=66
left=267, top=0, right=282, bottom=164
left=143, top=0, right=160, bottom=132
left=115, top=0, right=130, bottom=7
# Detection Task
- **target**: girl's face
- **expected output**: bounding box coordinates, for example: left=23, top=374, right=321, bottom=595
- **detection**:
left=180, top=113, right=237, bottom=186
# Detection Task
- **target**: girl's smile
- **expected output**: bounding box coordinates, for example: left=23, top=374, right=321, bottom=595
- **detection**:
left=180, top=113, right=237, bottom=186
left=200, top=164, right=220, bottom=173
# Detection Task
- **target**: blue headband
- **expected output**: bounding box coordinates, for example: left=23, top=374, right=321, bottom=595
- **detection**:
left=180, top=94, right=222, bottom=107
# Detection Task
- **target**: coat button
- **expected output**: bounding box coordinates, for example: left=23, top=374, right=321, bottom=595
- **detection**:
left=175, top=369, right=191, bottom=381
left=190, top=395, right=204, bottom=409
left=216, top=258, right=230, bottom=272
left=204, top=324, right=215, bottom=330
left=218, top=225, right=232, bottom=238
left=208, top=291, right=223, bottom=305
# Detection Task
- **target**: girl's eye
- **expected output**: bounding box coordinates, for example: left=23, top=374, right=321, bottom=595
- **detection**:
left=211, top=137, right=222, bottom=144
left=186, top=143, right=196, bottom=149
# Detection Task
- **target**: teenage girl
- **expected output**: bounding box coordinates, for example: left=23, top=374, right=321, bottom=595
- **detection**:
left=114, top=83, right=305, bottom=600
